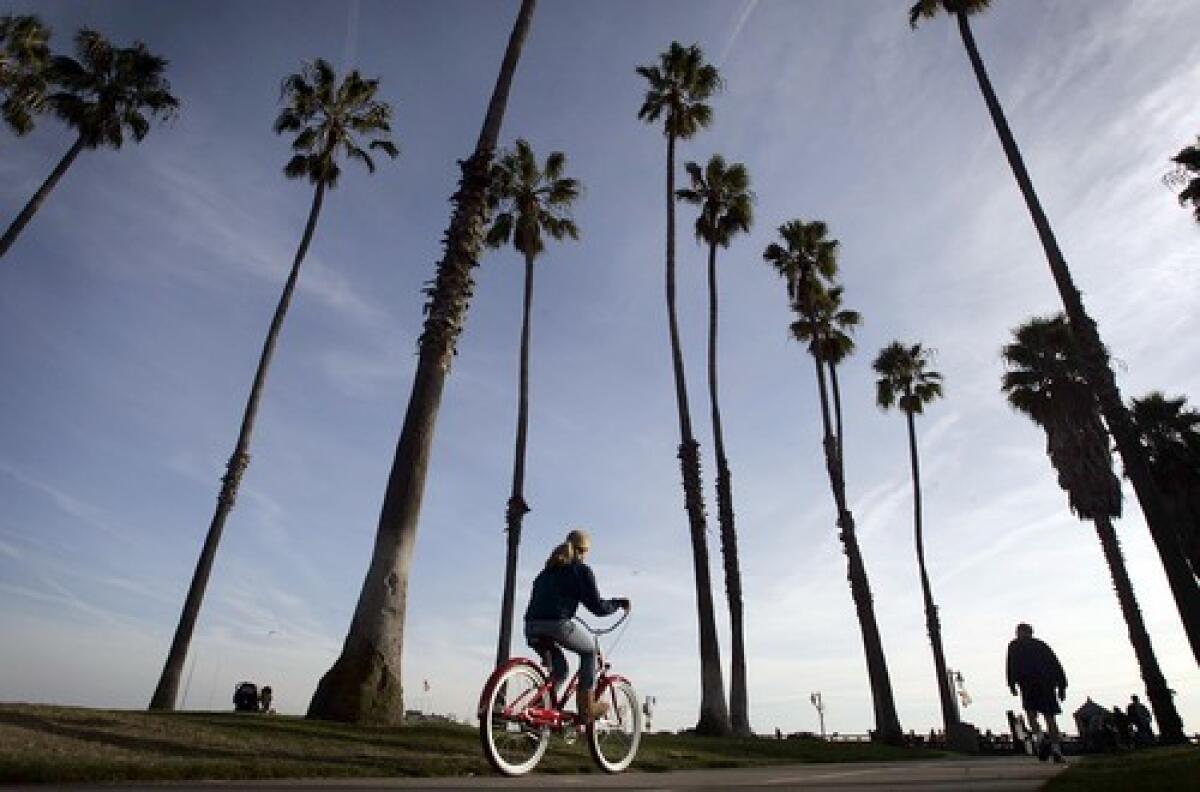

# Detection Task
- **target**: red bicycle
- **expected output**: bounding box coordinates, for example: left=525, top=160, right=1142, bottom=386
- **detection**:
left=477, top=614, right=642, bottom=776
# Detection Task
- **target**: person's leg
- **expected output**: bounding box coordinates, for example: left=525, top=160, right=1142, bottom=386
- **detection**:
left=551, top=620, right=607, bottom=722
left=1026, top=710, right=1052, bottom=760
left=525, top=621, right=569, bottom=694
left=1046, top=714, right=1064, bottom=762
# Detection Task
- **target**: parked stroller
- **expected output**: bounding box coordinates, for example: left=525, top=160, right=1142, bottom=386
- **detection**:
left=233, top=681, right=259, bottom=712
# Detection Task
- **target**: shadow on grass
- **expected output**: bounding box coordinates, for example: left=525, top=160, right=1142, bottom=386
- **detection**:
left=0, top=710, right=244, bottom=761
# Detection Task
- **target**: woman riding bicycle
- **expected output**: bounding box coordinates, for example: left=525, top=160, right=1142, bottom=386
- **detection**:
left=524, top=529, right=630, bottom=723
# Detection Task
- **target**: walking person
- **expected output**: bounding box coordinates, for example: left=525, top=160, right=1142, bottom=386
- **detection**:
left=1127, top=694, right=1155, bottom=746
left=1006, top=623, right=1068, bottom=763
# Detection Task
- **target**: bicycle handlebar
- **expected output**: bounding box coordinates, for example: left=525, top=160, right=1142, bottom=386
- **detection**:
left=575, top=607, right=630, bottom=635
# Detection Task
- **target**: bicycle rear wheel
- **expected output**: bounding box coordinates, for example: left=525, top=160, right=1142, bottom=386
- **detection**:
left=587, top=680, right=642, bottom=772
left=479, top=663, right=552, bottom=776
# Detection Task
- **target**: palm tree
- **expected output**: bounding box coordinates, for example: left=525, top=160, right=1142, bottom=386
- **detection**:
left=910, top=0, right=1200, bottom=664
left=484, top=138, right=580, bottom=668
left=1166, top=137, right=1200, bottom=222
left=676, top=154, right=753, bottom=735
left=1131, top=392, right=1200, bottom=577
left=1002, top=315, right=1187, bottom=744
left=307, top=0, right=537, bottom=724
left=764, top=220, right=904, bottom=745
left=149, top=59, right=398, bottom=712
left=636, top=42, right=731, bottom=736
left=873, top=342, right=958, bottom=738
left=0, top=28, right=178, bottom=259
left=790, top=285, right=860, bottom=465
left=0, top=13, right=51, bottom=135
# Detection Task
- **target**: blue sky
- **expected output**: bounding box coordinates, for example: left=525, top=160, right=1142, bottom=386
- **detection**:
left=1, top=0, right=1198, bottom=736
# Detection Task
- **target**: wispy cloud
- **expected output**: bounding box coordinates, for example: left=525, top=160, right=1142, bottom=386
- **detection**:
left=0, top=460, right=131, bottom=546
left=340, top=0, right=362, bottom=72
left=137, top=153, right=390, bottom=330
left=718, top=0, right=759, bottom=67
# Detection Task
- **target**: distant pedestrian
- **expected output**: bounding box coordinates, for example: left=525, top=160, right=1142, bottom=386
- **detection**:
left=1127, top=695, right=1154, bottom=746
left=1006, top=623, right=1067, bottom=763
left=1110, top=705, right=1133, bottom=748
left=259, top=685, right=273, bottom=714
left=1073, top=698, right=1109, bottom=752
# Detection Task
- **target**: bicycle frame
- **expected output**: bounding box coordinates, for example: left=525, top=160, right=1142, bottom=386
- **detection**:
left=476, top=646, right=634, bottom=733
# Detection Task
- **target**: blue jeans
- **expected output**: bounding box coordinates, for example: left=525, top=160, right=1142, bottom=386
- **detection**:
left=525, top=618, right=598, bottom=691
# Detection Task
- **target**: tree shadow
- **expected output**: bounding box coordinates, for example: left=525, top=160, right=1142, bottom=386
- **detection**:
left=0, top=710, right=391, bottom=769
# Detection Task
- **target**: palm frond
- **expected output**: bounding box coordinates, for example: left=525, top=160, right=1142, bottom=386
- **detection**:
left=343, top=141, right=376, bottom=173
left=485, top=211, right=514, bottom=249
left=369, top=139, right=399, bottom=159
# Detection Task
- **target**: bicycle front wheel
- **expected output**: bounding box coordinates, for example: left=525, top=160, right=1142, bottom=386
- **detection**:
left=479, top=663, right=552, bottom=776
left=587, top=680, right=642, bottom=773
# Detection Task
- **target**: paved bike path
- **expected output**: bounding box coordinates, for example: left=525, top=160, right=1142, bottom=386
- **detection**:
left=4, top=756, right=1067, bottom=790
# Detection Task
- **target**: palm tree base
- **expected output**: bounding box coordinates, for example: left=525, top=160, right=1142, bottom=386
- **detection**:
left=693, top=709, right=734, bottom=737
left=307, top=639, right=404, bottom=724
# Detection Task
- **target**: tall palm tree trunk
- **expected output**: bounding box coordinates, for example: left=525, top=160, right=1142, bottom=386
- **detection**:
left=829, top=362, right=845, bottom=467
left=150, top=180, right=327, bottom=711
left=705, top=239, right=749, bottom=736
left=906, top=409, right=957, bottom=733
left=307, top=0, right=536, bottom=723
left=956, top=10, right=1200, bottom=663
left=494, top=252, right=535, bottom=667
left=664, top=134, right=730, bottom=737
left=806, top=311, right=902, bottom=745
left=1092, top=515, right=1187, bottom=743
left=1, top=136, right=85, bottom=259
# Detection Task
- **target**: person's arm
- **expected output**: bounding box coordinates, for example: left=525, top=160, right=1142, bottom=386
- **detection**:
left=576, top=564, right=621, bottom=617
left=1048, top=645, right=1067, bottom=697
left=1005, top=644, right=1017, bottom=695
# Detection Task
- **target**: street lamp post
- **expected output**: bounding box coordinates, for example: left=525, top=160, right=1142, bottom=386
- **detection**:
left=947, top=669, right=972, bottom=723
left=810, top=692, right=826, bottom=739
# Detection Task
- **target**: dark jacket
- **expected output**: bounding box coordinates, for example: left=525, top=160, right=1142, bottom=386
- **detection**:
left=524, top=561, right=620, bottom=621
left=1006, top=635, right=1067, bottom=691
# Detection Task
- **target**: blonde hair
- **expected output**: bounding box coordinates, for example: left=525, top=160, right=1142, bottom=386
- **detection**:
left=545, top=529, right=591, bottom=568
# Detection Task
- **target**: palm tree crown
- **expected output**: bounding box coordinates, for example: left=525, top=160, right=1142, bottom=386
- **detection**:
left=635, top=41, right=721, bottom=140
left=50, top=29, right=178, bottom=149
left=909, top=0, right=992, bottom=27
left=1001, top=314, right=1122, bottom=521
left=1131, top=391, right=1200, bottom=577
left=273, top=58, right=399, bottom=188
left=1001, top=315, right=1088, bottom=428
left=873, top=342, right=944, bottom=415
left=1132, top=391, right=1200, bottom=469
left=763, top=219, right=839, bottom=305
left=675, top=155, right=753, bottom=248
left=790, top=285, right=860, bottom=365
left=0, top=13, right=51, bottom=135
left=1167, top=137, right=1200, bottom=222
left=485, top=138, right=579, bottom=256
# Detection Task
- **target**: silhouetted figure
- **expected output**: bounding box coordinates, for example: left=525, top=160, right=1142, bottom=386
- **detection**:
left=1110, top=705, right=1133, bottom=747
left=1073, top=697, right=1110, bottom=752
left=259, top=685, right=273, bottom=714
left=1126, top=695, right=1154, bottom=746
left=1006, top=623, right=1067, bottom=763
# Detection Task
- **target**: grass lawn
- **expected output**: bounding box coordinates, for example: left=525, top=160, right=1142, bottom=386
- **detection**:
left=0, top=703, right=942, bottom=784
left=1044, top=745, right=1200, bottom=791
